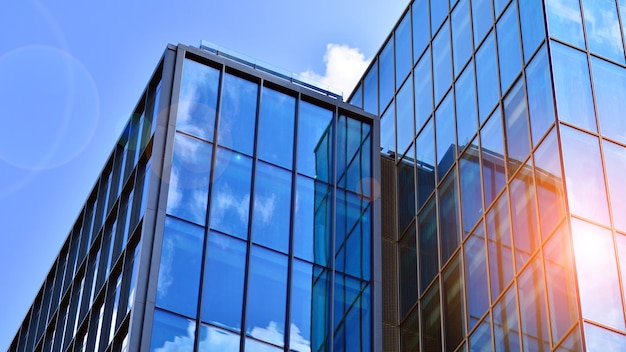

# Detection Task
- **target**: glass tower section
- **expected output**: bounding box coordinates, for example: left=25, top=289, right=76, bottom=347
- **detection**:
left=350, top=0, right=626, bottom=351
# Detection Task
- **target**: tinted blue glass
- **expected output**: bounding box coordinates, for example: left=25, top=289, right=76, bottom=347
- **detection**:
left=380, top=101, right=395, bottom=155
left=350, top=83, right=362, bottom=108
left=509, top=162, right=539, bottom=271
left=435, top=93, right=455, bottom=181
left=336, top=190, right=370, bottom=279
left=494, top=0, right=511, bottom=17
left=396, top=12, right=413, bottom=87
left=246, top=246, right=288, bottom=347
left=560, top=125, right=610, bottom=225
left=294, top=176, right=331, bottom=266
left=503, top=79, right=531, bottom=176
left=519, top=0, right=546, bottom=62
left=486, top=192, right=514, bottom=300
left=464, top=225, right=489, bottom=330
left=582, top=0, right=625, bottom=64
left=534, top=129, right=565, bottom=238
left=472, top=0, right=494, bottom=45
left=452, top=0, right=473, bottom=76
left=433, top=21, right=453, bottom=104
left=497, top=5, right=523, bottom=93
left=476, top=32, right=500, bottom=122
left=202, top=232, right=246, bottom=331
left=526, top=45, right=555, bottom=146
left=552, top=42, right=596, bottom=132
left=493, top=287, right=520, bottom=351
left=455, top=63, right=478, bottom=148
left=546, top=0, right=585, bottom=48
left=416, top=118, right=436, bottom=208
left=338, top=118, right=372, bottom=197
left=418, top=197, right=438, bottom=293
left=363, top=63, right=378, bottom=115
left=414, top=49, right=433, bottom=130
left=379, top=40, right=395, bottom=113
left=252, top=162, right=292, bottom=254
left=603, top=141, right=626, bottom=232
left=166, top=133, right=212, bottom=225
left=585, top=323, right=626, bottom=351
left=219, top=73, right=258, bottom=155
left=199, top=324, right=240, bottom=351
left=290, top=260, right=317, bottom=351
left=431, top=0, right=448, bottom=34
left=297, top=101, right=333, bottom=181
left=150, top=309, right=196, bottom=351
left=439, top=168, right=460, bottom=265
left=518, top=257, right=550, bottom=352
left=400, top=224, right=418, bottom=318
left=209, top=148, right=252, bottom=239
left=591, top=57, right=626, bottom=144
left=257, top=87, right=295, bottom=169
left=177, top=59, right=219, bottom=141
left=396, top=78, right=414, bottom=154
left=398, top=149, right=416, bottom=233
left=469, top=314, right=492, bottom=351
left=413, top=0, right=431, bottom=60
left=460, top=145, right=482, bottom=236
left=156, top=217, right=203, bottom=318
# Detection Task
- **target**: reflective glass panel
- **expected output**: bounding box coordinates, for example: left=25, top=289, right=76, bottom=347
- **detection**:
left=452, top=0, right=473, bottom=76
left=518, top=256, right=550, bottom=351
left=414, top=49, right=433, bottom=130
left=251, top=161, right=292, bottom=254
left=476, top=32, right=500, bottom=122
left=504, top=79, right=531, bottom=176
left=584, top=323, right=626, bottom=351
left=246, top=246, right=287, bottom=347
left=469, top=315, right=492, bottom=352
left=400, top=224, right=418, bottom=318
left=156, top=217, right=203, bottom=319
left=519, top=0, right=546, bottom=62
left=401, top=308, right=420, bottom=351
left=526, top=45, right=555, bottom=146
left=337, top=116, right=372, bottom=197
left=464, top=224, right=489, bottom=330
left=294, top=176, right=331, bottom=265
left=486, top=192, right=514, bottom=301
left=257, top=87, right=296, bottom=169
left=551, top=41, right=596, bottom=132
left=431, top=0, right=448, bottom=34
left=603, top=141, right=626, bottom=232
left=291, top=260, right=325, bottom=352
left=177, top=59, right=219, bottom=141
left=591, top=57, right=626, bottom=144
left=297, top=101, right=333, bottom=182
left=396, top=77, right=415, bottom=155
left=363, top=63, right=378, bottom=115
left=460, top=143, right=482, bottom=237
left=202, top=232, right=246, bottom=331
left=581, top=0, right=625, bottom=64
left=556, top=327, right=582, bottom=352
left=439, top=169, right=460, bottom=265
left=546, top=0, right=585, bottom=48
left=416, top=118, right=436, bottom=209
left=534, top=129, right=565, bottom=239
left=198, top=324, right=240, bottom=351
left=413, top=0, right=430, bottom=60
left=209, top=148, right=252, bottom=239
left=381, top=101, right=395, bottom=155
left=616, top=234, right=626, bottom=316
left=419, top=197, right=439, bottom=294
left=494, top=0, right=510, bottom=17
left=379, top=40, right=395, bottom=113
left=433, top=20, right=453, bottom=104
left=481, top=109, right=506, bottom=207
left=455, top=62, right=478, bottom=149
left=150, top=309, right=196, bottom=351
left=435, top=92, right=455, bottom=181
left=398, top=149, right=416, bottom=234
left=219, top=73, right=258, bottom=155
left=560, top=126, right=609, bottom=225
left=421, top=281, right=442, bottom=351
left=510, top=161, right=539, bottom=272
left=443, top=254, right=465, bottom=351
left=493, top=286, right=520, bottom=352
left=349, top=83, right=362, bottom=109
left=396, top=12, right=412, bottom=87
left=335, top=190, right=371, bottom=280
left=497, top=5, right=523, bottom=94
left=166, top=133, right=212, bottom=225
left=472, top=0, right=493, bottom=45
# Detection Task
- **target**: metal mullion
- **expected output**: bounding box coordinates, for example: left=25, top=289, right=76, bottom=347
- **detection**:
left=327, top=105, right=338, bottom=352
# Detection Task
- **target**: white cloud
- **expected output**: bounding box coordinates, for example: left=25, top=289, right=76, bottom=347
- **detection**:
left=254, top=194, right=276, bottom=225
left=301, top=44, right=370, bottom=100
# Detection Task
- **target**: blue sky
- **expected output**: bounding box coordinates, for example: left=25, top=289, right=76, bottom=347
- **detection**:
left=0, top=0, right=408, bottom=349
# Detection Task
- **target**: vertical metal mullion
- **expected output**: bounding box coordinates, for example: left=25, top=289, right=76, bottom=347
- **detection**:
left=328, top=105, right=338, bottom=352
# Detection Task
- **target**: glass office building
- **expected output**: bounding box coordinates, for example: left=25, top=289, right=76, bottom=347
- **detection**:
left=7, top=44, right=380, bottom=352
left=348, top=0, right=626, bottom=351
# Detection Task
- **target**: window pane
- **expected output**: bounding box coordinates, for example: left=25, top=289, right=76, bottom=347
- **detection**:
left=421, top=281, right=442, bottom=351
left=419, top=197, right=439, bottom=294
left=560, top=126, right=609, bottom=225
left=379, top=39, right=395, bottom=113
left=396, top=12, right=412, bottom=87
left=202, top=232, right=246, bottom=331
left=469, top=315, right=492, bottom=352
left=251, top=162, right=292, bottom=254
left=464, top=225, right=489, bottom=330
left=396, top=77, right=415, bottom=154
left=472, top=0, right=493, bottom=45
left=413, top=0, right=430, bottom=61
left=493, top=286, right=520, bottom=351
left=414, top=49, right=433, bottom=130
left=486, top=192, right=514, bottom=301
left=603, top=141, right=626, bottom=232
left=443, top=254, right=465, bottom=352
left=551, top=42, right=596, bottom=132
left=209, top=148, right=252, bottom=239
left=363, top=64, right=378, bottom=115
left=150, top=309, right=196, bottom=351
left=519, top=0, right=546, bottom=62
left=497, top=5, right=523, bottom=94
left=571, top=218, right=625, bottom=331
left=337, top=116, right=371, bottom=197
left=435, top=92, right=455, bottom=181
left=416, top=118, right=436, bottom=209
left=534, top=129, right=565, bottom=239
left=350, top=83, right=363, bottom=109
left=591, top=57, right=626, bottom=144
left=431, top=0, right=448, bottom=34
left=481, top=108, right=506, bottom=207
left=401, top=308, right=420, bottom=351
left=456, top=63, right=478, bottom=149
left=219, top=73, right=258, bottom=155
left=518, top=256, right=550, bottom=351
left=460, top=143, right=482, bottom=237
left=398, top=149, right=416, bottom=234
left=335, top=191, right=371, bottom=280
left=452, top=0, right=473, bottom=76
left=257, top=87, right=296, bottom=169
left=290, top=260, right=324, bottom=352
left=433, top=20, right=452, bottom=104
left=166, top=133, right=212, bottom=225
left=177, top=59, right=219, bottom=141
left=526, top=44, right=555, bottom=146
left=199, top=324, right=240, bottom=351
left=246, top=246, right=288, bottom=347
left=294, top=176, right=332, bottom=266
left=400, top=223, right=418, bottom=318
left=381, top=101, right=395, bottom=156
left=439, top=169, right=460, bottom=265
left=503, top=78, right=531, bottom=176
left=297, top=101, right=333, bottom=182
left=156, top=217, right=203, bottom=318
left=476, top=32, right=500, bottom=123
left=581, top=0, right=625, bottom=64
left=584, top=323, right=626, bottom=351
left=509, top=161, right=539, bottom=272
left=546, top=0, right=585, bottom=48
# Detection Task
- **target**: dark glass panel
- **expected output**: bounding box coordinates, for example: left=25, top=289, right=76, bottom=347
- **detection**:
left=416, top=118, right=436, bottom=209
left=443, top=254, right=465, bottom=352
left=519, top=0, right=546, bottom=62
left=379, top=39, right=395, bottom=113
left=509, top=161, right=539, bottom=272
left=604, top=141, right=626, bottom=232
left=581, top=0, right=625, bottom=64
left=363, top=63, right=378, bottom=115
left=401, top=308, right=419, bottom=351
left=177, top=59, right=219, bottom=141
left=546, top=0, right=585, bottom=48
left=591, top=57, right=626, bottom=144
left=421, top=281, right=442, bottom=351
left=435, top=92, right=456, bottom=181
left=209, top=148, right=252, bottom=240
left=493, top=286, right=520, bottom=352
left=571, top=218, right=625, bottom=331
left=294, top=175, right=331, bottom=265
left=297, top=101, right=333, bottom=182
left=472, top=0, right=493, bottom=46
left=202, top=232, right=246, bottom=332
left=518, top=255, right=550, bottom=352
left=396, top=77, right=415, bottom=155
left=419, top=197, right=439, bottom=293
left=399, top=223, right=418, bottom=318
left=525, top=45, right=555, bottom=146
left=438, top=169, right=460, bottom=265
left=584, top=323, right=626, bottom=351
left=396, top=12, right=413, bottom=87
left=476, top=32, right=500, bottom=123
left=551, top=42, right=596, bottom=132
left=464, top=224, right=489, bottom=330
left=381, top=101, right=395, bottom=156
left=257, top=87, right=296, bottom=169
left=219, top=73, right=258, bottom=155
left=166, top=133, right=212, bottom=225
left=251, top=161, right=292, bottom=254
left=452, top=0, right=473, bottom=76
left=459, top=140, right=483, bottom=239
left=413, top=0, right=431, bottom=61
left=150, top=309, right=196, bottom=351
left=455, top=62, right=478, bottom=149
left=433, top=20, right=453, bottom=104
left=560, top=126, right=609, bottom=225
left=246, top=246, right=287, bottom=347
left=398, top=146, right=416, bottom=234
left=534, top=129, right=565, bottom=239
left=503, top=79, right=531, bottom=177
left=496, top=5, right=523, bottom=94
left=414, top=49, right=433, bottom=130
left=481, top=108, right=506, bottom=208
left=486, top=191, right=514, bottom=301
